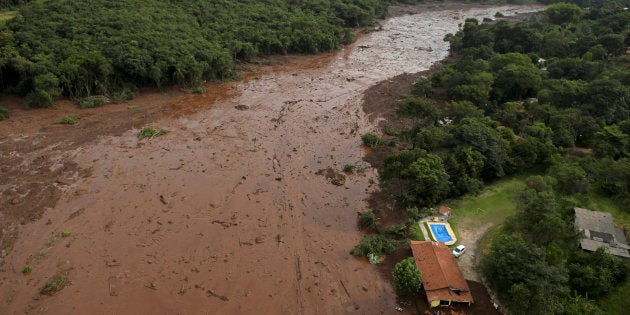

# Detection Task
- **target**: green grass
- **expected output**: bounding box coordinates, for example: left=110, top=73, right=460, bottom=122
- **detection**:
left=22, top=265, right=32, bottom=275
left=57, top=116, right=79, bottom=125
left=447, top=218, right=461, bottom=246
left=138, top=127, right=168, bottom=139
left=581, top=194, right=630, bottom=227
left=409, top=222, right=425, bottom=241
left=60, top=231, right=71, bottom=237
left=448, top=176, right=526, bottom=229
left=476, top=224, right=503, bottom=258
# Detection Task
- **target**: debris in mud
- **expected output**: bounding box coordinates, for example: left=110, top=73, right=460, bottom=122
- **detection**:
left=234, top=104, right=249, bottom=110
left=106, top=259, right=121, bottom=267
left=40, top=274, right=68, bottom=296
left=145, top=282, right=157, bottom=290
left=316, top=167, right=346, bottom=186
left=255, top=236, right=265, bottom=244
left=212, top=220, right=237, bottom=228
left=207, top=289, right=229, bottom=301
left=159, top=194, right=168, bottom=205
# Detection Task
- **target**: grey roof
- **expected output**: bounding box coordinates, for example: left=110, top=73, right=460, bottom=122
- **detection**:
left=574, top=208, right=630, bottom=259
left=574, top=208, right=615, bottom=234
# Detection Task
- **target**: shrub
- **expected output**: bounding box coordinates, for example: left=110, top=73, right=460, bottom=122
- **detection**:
left=0, top=106, right=8, bottom=121
left=351, top=234, right=399, bottom=257
left=405, top=206, right=429, bottom=221
left=384, top=223, right=407, bottom=238
left=57, top=116, right=79, bottom=125
left=343, top=164, right=355, bottom=173
left=358, top=210, right=376, bottom=229
left=111, top=88, right=134, bottom=103
left=41, top=274, right=68, bottom=295
left=22, top=265, right=32, bottom=275
left=361, top=133, right=384, bottom=147
left=138, top=127, right=168, bottom=139
left=79, top=96, right=107, bottom=109
left=412, top=77, right=432, bottom=97
left=393, top=257, right=422, bottom=295
left=60, top=231, right=71, bottom=237
left=191, top=87, right=205, bottom=94
left=368, top=252, right=380, bottom=264
left=384, top=125, right=399, bottom=136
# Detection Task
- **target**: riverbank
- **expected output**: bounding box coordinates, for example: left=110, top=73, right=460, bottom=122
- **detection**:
left=0, top=3, right=544, bottom=313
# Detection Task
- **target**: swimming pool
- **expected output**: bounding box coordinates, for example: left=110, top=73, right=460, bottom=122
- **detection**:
left=427, top=222, right=457, bottom=245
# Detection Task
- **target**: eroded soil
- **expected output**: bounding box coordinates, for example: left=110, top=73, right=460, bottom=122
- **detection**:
left=0, top=3, right=543, bottom=314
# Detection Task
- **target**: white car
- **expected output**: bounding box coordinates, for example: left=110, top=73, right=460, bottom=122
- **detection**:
left=452, top=245, right=466, bottom=258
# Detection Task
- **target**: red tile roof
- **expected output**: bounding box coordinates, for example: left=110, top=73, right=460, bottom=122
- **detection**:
left=438, top=205, right=451, bottom=215
left=410, top=241, right=473, bottom=305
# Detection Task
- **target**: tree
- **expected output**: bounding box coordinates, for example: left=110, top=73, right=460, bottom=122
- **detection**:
left=445, top=100, right=484, bottom=123
left=454, top=118, right=509, bottom=179
left=593, top=125, right=629, bottom=159
left=402, top=153, right=450, bottom=206
left=548, top=158, right=589, bottom=195
left=481, top=234, right=569, bottom=315
left=396, top=97, right=441, bottom=127
left=545, top=3, right=583, bottom=25
left=569, top=248, right=628, bottom=298
left=392, top=257, right=422, bottom=295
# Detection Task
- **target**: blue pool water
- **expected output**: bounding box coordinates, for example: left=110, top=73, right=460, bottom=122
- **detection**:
left=429, top=224, right=453, bottom=242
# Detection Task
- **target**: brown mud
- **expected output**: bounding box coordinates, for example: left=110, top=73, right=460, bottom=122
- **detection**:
left=0, top=2, right=543, bottom=314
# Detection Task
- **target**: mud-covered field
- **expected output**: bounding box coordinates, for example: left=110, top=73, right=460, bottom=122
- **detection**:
left=0, top=3, right=543, bottom=314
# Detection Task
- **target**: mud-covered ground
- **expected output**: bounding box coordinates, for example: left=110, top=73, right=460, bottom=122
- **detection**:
left=0, top=2, right=543, bottom=314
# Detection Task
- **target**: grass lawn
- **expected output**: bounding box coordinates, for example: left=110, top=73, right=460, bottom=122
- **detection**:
left=582, top=194, right=630, bottom=227
left=409, top=222, right=425, bottom=241
left=447, top=176, right=526, bottom=229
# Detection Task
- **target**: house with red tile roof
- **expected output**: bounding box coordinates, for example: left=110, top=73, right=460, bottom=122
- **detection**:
left=410, top=241, right=473, bottom=308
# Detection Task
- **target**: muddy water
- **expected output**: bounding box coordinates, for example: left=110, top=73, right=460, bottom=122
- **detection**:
left=0, top=5, right=542, bottom=314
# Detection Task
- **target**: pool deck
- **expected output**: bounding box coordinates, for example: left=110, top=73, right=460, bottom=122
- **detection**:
left=420, top=220, right=458, bottom=246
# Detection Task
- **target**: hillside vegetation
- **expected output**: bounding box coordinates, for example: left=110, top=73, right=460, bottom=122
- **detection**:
left=0, top=0, right=425, bottom=107
left=354, top=1, right=630, bottom=313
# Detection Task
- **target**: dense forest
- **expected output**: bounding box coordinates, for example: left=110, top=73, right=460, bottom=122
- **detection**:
left=352, top=1, right=630, bottom=314
left=0, top=0, right=619, bottom=111
left=0, top=0, right=434, bottom=109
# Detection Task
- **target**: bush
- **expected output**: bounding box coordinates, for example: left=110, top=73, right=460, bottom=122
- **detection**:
left=138, top=127, right=168, bottom=139
left=393, top=257, right=422, bottom=295
left=79, top=96, right=107, bottom=109
left=358, top=210, right=376, bottom=229
left=405, top=206, right=427, bottom=221
left=57, top=116, right=79, bottom=125
left=343, top=164, right=355, bottom=173
left=384, top=125, right=399, bottom=136
left=0, top=106, right=8, bottom=121
left=384, top=223, right=407, bottom=238
left=351, top=234, right=399, bottom=257
left=361, top=133, right=384, bottom=147
left=110, top=88, right=134, bottom=103
left=22, top=265, right=32, bottom=275
left=41, top=274, right=68, bottom=295
left=191, top=87, right=205, bottom=94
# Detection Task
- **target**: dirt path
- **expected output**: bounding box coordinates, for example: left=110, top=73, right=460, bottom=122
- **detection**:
left=456, top=223, right=492, bottom=282
left=0, top=3, right=543, bottom=314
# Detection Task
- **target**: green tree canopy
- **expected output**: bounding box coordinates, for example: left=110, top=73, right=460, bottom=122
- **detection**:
left=392, top=257, right=422, bottom=295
